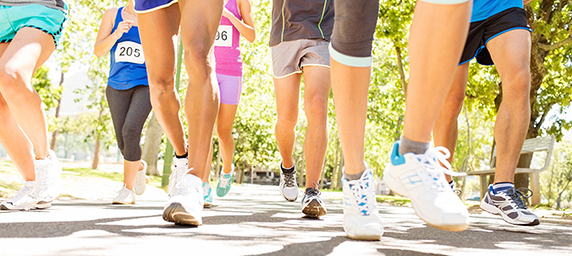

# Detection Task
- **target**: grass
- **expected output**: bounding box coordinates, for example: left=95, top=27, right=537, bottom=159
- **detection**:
left=63, top=167, right=124, bottom=182
left=376, top=195, right=411, bottom=206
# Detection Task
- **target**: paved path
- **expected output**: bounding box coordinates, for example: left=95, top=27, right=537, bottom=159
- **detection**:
left=1, top=184, right=571, bottom=256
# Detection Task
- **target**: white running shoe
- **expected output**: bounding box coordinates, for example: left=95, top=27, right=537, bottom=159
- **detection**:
left=1, top=181, right=38, bottom=210
left=168, top=157, right=188, bottom=197
left=480, top=185, right=540, bottom=226
left=301, top=188, right=327, bottom=218
left=342, top=169, right=384, bottom=240
left=163, top=172, right=204, bottom=226
left=112, top=184, right=136, bottom=205
left=384, top=142, right=469, bottom=231
left=34, top=150, right=62, bottom=206
left=134, top=160, right=147, bottom=195
left=279, top=164, right=298, bottom=202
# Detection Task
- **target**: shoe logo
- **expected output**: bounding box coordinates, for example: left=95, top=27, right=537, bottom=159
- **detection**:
left=400, top=172, right=422, bottom=189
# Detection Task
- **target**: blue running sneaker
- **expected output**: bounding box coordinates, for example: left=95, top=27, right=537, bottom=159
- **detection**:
left=203, top=182, right=213, bottom=208
left=216, top=167, right=234, bottom=197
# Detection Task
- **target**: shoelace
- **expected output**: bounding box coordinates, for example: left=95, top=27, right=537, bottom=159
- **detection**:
left=283, top=172, right=295, bottom=187
left=505, top=187, right=533, bottom=209
left=416, top=147, right=466, bottom=189
left=10, top=182, right=35, bottom=203
left=346, top=176, right=374, bottom=215
left=219, top=174, right=231, bottom=188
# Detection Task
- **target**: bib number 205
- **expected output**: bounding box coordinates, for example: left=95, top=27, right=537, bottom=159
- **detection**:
left=115, top=41, right=145, bottom=64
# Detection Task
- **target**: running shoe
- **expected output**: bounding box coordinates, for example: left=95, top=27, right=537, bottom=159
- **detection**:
left=134, top=159, right=147, bottom=195
left=34, top=150, right=62, bottom=207
left=480, top=185, right=540, bottom=226
left=342, top=169, right=384, bottom=240
left=216, top=166, right=234, bottom=197
left=301, top=187, right=327, bottom=218
left=383, top=141, right=469, bottom=231
left=163, top=173, right=204, bottom=226
left=1, top=181, right=38, bottom=210
left=279, top=163, right=298, bottom=201
left=168, top=157, right=188, bottom=197
left=112, top=184, right=136, bottom=205
left=203, top=182, right=213, bottom=208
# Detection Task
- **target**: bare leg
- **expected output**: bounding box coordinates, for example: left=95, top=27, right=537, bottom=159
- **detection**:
left=301, top=66, right=330, bottom=188
left=330, top=63, right=370, bottom=175
left=0, top=91, right=34, bottom=181
left=486, top=30, right=531, bottom=183
left=179, top=0, right=224, bottom=179
left=0, top=27, right=56, bottom=160
left=274, top=74, right=302, bottom=169
left=433, top=63, right=470, bottom=182
left=217, top=103, right=239, bottom=174
left=402, top=1, right=472, bottom=143
left=123, top=160, right=141, bottom=190
left=138, top=5, right=187, bottom=156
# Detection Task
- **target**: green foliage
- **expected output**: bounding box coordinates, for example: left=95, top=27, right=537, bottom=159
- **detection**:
left=541, top=141, right=572, bottom=209
left=32, top=65, right=62, bottom=110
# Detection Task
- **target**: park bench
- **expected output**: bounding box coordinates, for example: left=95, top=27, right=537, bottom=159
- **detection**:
left=465, top=135, right=555, bottom=206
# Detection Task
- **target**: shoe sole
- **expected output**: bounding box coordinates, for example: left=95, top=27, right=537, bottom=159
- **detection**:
left=345, top=233, right=381, bottom=241
left=384, top=170, right=469, bottom=232
left=112, top=201, right=135, bottom=205
left=302, top=200, right=326, bottom=218
left=204, top=201, right=213, bottom=208
left=163, top=202, right=201, bottom=226
left=480, top=200, right=540, bottom=226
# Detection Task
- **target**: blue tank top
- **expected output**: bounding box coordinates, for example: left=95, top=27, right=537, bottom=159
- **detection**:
left=108, top=7, right=148, bottom=90
left=471, top=0, right=523, bottom=22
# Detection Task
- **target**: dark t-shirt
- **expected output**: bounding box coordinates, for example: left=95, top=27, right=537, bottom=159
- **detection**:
left=269, top=0, right=335, bottom=47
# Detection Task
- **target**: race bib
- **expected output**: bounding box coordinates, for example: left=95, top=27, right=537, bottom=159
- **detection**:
left=214, top=25, right=233, bottom=47
left=115, top=41, right=145, bottom=64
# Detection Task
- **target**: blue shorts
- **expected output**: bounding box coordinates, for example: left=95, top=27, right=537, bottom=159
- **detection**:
left=134, top=0, right=178, bottom=13
left=0, top=4, right=67, bottom=47
left=217, top=74, right=242, bottom=105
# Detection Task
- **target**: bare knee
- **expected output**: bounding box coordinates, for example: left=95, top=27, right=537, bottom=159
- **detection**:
left=183, top=41, right=211, bottom=72
left=304, top=95, right=328, bottom=124
left=502, top=69, right=531, bottom=105
left=148, top=77, right=175, bottom=106
left=0, top=66, right=21, bottom=96
left=276, top=109, right=298, bottom=131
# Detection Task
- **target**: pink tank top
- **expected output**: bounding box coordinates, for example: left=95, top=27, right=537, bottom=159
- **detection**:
left=214, top=0, right=242, bottom=76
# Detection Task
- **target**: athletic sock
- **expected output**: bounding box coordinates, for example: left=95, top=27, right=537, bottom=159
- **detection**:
left=344, top=170, right=365, bottom=181
left=448, top=180, right=455, bottom=190
left=399, top=136, right=430, bottom=155
left=175, top=152, right=188, bottom=159
left=281, top=163, right=295, bottom=174
left=492, top=182, right=514, bottom=194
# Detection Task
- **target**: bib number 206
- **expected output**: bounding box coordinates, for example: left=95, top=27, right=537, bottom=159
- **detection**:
left=214, top=25, right=233, bottom=47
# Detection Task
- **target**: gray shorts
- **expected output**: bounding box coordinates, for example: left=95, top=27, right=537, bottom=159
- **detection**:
left=271, top=39, right=330, bottom=78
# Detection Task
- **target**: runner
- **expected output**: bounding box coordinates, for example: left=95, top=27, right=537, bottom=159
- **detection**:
left=383, top=0, right=472, bottom=233
left=201, top=0, right=255, bottom=207
left=94, top=0, right=152, bottom=205
left=0, top=0, right=66, bottom=210
left=135, top=0, right=224, bottom=226
left=270, top=0, right=333, bottom=218
left=328, top=0, right=472, bottom=239
left=433, top=0, right=538, bottom=226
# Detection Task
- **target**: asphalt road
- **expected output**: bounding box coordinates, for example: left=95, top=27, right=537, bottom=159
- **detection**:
left=1, top=184, right=570, bottom=256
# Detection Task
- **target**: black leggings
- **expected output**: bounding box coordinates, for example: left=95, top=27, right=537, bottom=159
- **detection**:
left=106, top=85, right=152, bottom=161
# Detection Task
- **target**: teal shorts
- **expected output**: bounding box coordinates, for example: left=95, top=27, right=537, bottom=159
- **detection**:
left=0, top=4, right=67, bottom=47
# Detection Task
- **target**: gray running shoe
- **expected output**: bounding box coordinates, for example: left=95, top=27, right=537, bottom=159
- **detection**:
left=279, top=164, right=298, bottom=201
left=301, top=188, right=327, bottom=218
left=480, top=185, right=540, bottom=226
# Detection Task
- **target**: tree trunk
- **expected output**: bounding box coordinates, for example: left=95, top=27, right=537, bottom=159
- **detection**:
left=394, top=43, right=408, bottom=95
left=141, top=113, right=163, bottom=176
left=50, top=71, right=64, bottom=151
left=336, top=153, right=344, bottom=190
left=331, top=138, right=340, bottom=190
left=92, top=135, right=101, bottom=169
